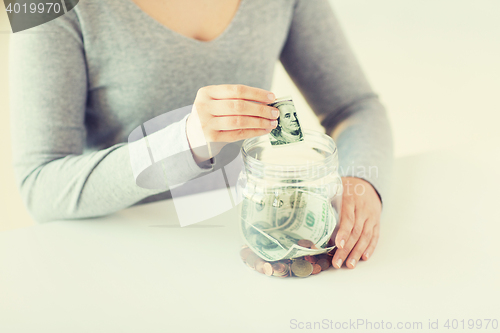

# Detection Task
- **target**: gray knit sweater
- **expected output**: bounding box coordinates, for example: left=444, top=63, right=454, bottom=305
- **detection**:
left=9, top=0, right=393, bottom=222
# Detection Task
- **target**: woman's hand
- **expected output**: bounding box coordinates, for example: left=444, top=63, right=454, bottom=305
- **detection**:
left=186, top=84, right=279, bottom=163
left=332, top=177, right=382, bottom=269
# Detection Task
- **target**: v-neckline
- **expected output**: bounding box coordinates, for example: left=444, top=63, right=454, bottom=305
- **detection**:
left=124, top=0, right=246, bottom=46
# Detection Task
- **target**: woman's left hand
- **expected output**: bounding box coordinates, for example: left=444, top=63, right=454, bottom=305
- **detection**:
left=331, top=177, right=382, bottom=269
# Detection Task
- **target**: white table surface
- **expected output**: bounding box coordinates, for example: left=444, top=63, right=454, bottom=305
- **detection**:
left=1, top=139, right=499, bottom=333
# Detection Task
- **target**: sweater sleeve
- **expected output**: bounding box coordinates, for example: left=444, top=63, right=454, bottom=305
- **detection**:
left=9, top=11, right=209, bottom=223
left=279, top=0, right=394, bottom=203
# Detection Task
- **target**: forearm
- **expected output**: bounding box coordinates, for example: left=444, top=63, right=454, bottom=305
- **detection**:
left=16, top=143, right=161, bottom=222
left=14, top=111, right=215, bottom=223
left=280, top=0, right=394, bottom=202
left=326, top=97, right=394, bottom=203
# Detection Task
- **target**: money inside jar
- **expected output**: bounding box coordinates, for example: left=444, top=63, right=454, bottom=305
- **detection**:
left=240, top=189, right=337, bottom=262
left=237, top=128, right=343, bottom=263
left=240, top=244, right=335, bottom=278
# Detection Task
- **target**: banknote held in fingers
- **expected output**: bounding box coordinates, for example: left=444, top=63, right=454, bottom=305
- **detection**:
left=267, top=96, right=304, bottom=146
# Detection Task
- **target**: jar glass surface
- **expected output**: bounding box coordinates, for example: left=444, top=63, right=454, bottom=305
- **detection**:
left=237, top=130, right=343, bottom=262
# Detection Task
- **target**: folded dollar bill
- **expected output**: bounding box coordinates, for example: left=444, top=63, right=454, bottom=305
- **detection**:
left=268, top=96, right=304, bottom=146
left=240, top=189, right=337, bottom=261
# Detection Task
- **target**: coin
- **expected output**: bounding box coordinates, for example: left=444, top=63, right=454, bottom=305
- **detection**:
left=263, top=262, right=274, bottom=276
left=317, top=258, right=330, bottom=271
left=255, top=260, right=265, bottom=274
left=287, top=262, right=292, bottom=274
left=291, top=259, right=313, bottom=277
left=240, top=247, right=252, bottom=261
left=246, top=253, right=259, bottom=270
left=284, top=263, right=292, bottom=277
left=272, top=262, right=287, bottom=276
left=304, top=255, right=318, bottom=264
left=297, top=239, right=314, bottom=249
left=312, top=264, right=322, bottom=275
left=319, top=253, right=329, bottom=260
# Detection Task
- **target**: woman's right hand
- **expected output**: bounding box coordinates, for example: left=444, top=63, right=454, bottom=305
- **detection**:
left=186, top=84, right=279, bottom=164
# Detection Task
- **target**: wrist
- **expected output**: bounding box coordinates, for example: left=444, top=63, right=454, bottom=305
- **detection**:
left=186, top=112, right=211, bottom=164
left=341, top=177, right=382, bottom=206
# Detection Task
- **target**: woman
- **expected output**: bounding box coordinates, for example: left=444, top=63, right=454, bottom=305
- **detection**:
left=9, top=0, right=393, bottom=269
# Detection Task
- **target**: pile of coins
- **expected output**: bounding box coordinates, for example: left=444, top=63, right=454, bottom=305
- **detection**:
left=240, top=239, right=335, bottom=278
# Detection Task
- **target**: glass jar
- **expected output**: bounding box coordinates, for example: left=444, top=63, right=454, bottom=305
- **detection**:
left=236, top=130, right=343, bottom=263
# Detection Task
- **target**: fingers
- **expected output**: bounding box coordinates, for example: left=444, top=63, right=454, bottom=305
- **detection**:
left=361, top=223, right=380, bottom=261
left=345, top=221, right=375, bottom=268
left=335, top=194, right=355, bottom=250
left=215, top=129, right=273, bottom=142
left=329, top=177, right=383, bottom=269
left=206, top=99, right=280, bottom=120
left=332, top=221, right=380, bottom=269
left=199, top=84, right=275, bottom=104
left=192, top=85, right=279, bottom=144
left=208, top=115, right=277, bottom=131
left=332, top=215, right=368, bottom=269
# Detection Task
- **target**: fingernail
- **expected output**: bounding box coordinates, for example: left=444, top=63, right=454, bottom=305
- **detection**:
left=270, top=120, right=277, bottom=127
left=349, top=259, right=356, bottom=268
left=336, top=259, right=342, bottom=268
left=364, top=252, right=370, bottom=259
left=271, top=109, right=279, bottom=118
left=267, top=93, right=275, bottom=101
left=340, top=239, right=345, bottom=249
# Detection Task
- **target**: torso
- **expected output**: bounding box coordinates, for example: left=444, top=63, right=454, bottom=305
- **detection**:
left=75, top=0, right=294, bottom=148
left=130, top=0, right=241, bottom=42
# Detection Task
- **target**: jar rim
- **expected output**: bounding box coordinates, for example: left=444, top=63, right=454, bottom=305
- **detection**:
left=241, top=130, right=338, bottom=178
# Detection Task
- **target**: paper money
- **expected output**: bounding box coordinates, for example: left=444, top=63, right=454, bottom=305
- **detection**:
left=240, top=189, right=337, bottom=262
left=268, top=96, right=304, bottom=146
